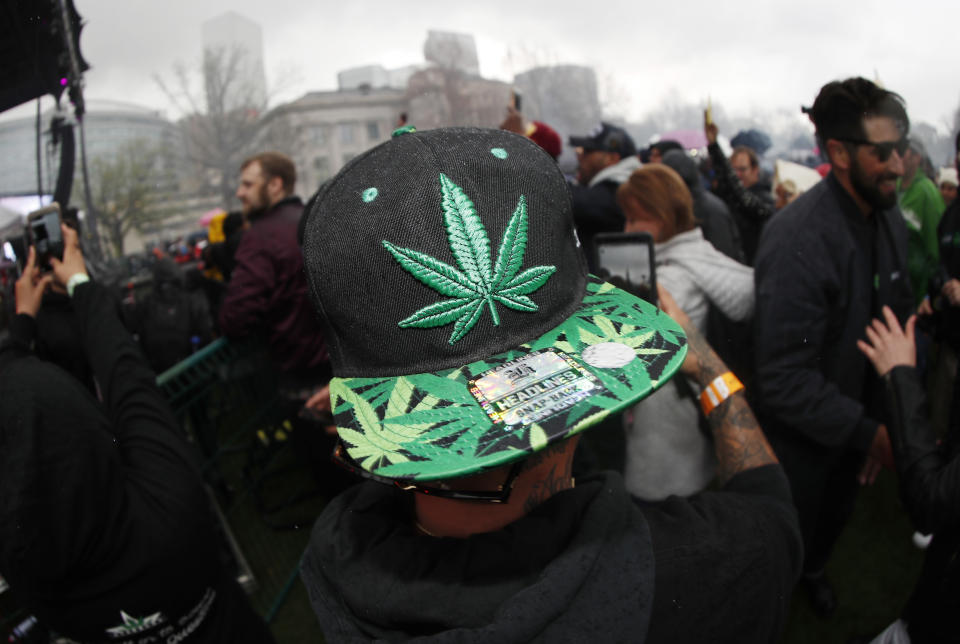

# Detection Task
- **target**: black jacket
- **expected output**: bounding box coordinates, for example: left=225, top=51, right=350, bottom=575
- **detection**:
left=931, top=198, right=960, bottom=348
left=662, top=149, right=744, bottom=262
left=570, top=180, right=624, bottom=272
left=0, top=282, right=272, bottom=643
left=301, top=467, right=801, bottom=643
left=883, top=366, right=960, bottom=642
left=708, top=142, right=775, bottom=265
left=754, top=173, right=914, bottom=453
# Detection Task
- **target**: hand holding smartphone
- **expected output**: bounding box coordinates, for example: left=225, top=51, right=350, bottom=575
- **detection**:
left=25, top=203, right=64, bottom=271
left=592, top=232, right=658, bottom=306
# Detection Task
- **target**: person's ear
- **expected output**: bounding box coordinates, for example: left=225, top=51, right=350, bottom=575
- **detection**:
left=268, top=175, right=285, bottom=198
left=826, top=140, right=851, bottom=171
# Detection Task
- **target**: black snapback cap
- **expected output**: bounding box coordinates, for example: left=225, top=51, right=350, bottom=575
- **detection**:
left=302, top=127, right=685, bottom=482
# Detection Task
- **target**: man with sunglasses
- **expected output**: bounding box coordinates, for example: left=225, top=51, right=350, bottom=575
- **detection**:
left=298, top=126, right=802, bottom=642
left=753, top=77, right=915, bottom=618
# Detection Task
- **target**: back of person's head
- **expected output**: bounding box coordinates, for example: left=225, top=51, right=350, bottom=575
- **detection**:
left=222, top=211, right=244, bottom=239
left=660, top=149, right=701, bottom=193
left=808, top=77, right=909, bottom=149
left=298, top=127, right=686, bottom=508
left=650, top=140, right=683, bottom=157
left=152, top=257, right=183, bottom=294
left=617, top=164, right=696, bottom=241
left=731, top=145, right=759, bottom=169
left=241, top=152, right=297, bottom=196
left=0, top=355, right=122, bottom=585
left=528, top=121, right=562, bottom=160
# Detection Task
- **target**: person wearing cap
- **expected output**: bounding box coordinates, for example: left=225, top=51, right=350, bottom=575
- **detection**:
left=753, top=77, right=915, bottom=618
left=704, top=120, right=776, bottom=266
left=567, top=122, right=641, bottom=269
left=646, top=139, right=683, bottom=165
left=939, top=167, right=957, bottom=207
left=898, top=138, right=946, bottom=307
left=499, top=104, right=562, bottom=161
left=0, top=227, right=274, bottom=643
left=298, top=126, right=801, bottom=642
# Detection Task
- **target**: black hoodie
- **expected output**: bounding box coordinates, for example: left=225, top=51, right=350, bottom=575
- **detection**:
left=301, top=467, right=801, bottom=643
left=0, top=282, right=272, bottom=643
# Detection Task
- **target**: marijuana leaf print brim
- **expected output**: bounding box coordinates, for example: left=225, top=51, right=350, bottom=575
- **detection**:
left=330, top=277, right=688, bottom=482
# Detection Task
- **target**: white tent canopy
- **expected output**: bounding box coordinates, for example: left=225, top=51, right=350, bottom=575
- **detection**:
left=0, top=204, right=24, bottom=241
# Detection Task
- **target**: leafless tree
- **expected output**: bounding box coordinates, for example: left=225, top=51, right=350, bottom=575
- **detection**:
left=75, top=139, right=171, bottom=257
left=155, top=45, right=274, bottom=208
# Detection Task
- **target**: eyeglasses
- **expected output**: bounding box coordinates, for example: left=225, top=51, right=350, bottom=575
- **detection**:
left=836, top=137, right=908, bottom=162
left=331, top=442, right=523, bottom=503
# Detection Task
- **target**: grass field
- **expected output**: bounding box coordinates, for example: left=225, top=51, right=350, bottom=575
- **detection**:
left=780, top=470, right=924, bottom=644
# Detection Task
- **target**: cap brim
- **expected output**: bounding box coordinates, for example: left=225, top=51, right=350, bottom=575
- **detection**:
left=568, top=136, right=600, bottom=150
left=330, top=276, right=687, bottom=482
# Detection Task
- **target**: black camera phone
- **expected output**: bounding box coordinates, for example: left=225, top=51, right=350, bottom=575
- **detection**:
left=26, top=203, right=63, bottom=270
left=593, top=232, right=658, bottom=306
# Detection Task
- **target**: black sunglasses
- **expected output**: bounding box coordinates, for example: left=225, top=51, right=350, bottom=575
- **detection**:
left=331, top=442, right=523, bottom=503
left=836, top=137, right=908, bottom=162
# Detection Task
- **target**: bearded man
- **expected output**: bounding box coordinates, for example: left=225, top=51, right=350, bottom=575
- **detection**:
left=752, top=78, right=915, bottom=618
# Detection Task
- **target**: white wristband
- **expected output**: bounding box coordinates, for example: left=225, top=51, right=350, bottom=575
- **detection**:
left=66, top=273, right=90, bottom=297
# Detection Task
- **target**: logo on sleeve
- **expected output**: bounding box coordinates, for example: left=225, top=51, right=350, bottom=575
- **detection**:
left=106, top=610, right=166, bottom=638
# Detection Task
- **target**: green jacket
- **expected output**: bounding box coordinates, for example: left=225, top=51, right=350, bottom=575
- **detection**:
left=898, top=169, right=946, bottom=306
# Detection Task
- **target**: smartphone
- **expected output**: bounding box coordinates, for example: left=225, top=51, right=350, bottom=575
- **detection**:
left=593, top=232, right=657, bottom=306
left=26, top=203, right=63, bottom=269
left=511, top=87, right=522, bottom=113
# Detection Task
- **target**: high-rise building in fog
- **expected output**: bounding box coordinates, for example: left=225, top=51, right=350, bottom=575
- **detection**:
left=201, top=11, right=268, bottom=111
left=423, top=30, right=480, bottom=76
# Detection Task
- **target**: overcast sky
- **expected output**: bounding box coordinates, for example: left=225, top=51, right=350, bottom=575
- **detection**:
left=5, top=0, right=959, bottom=132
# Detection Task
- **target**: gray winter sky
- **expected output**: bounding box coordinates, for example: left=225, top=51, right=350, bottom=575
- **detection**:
left=5, top=0, right=959, bottom=132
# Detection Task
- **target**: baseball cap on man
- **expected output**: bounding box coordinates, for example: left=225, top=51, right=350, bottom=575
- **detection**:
left=301, top=127, right=685, bottom=483
left=569, top=122, right=638, bottom=157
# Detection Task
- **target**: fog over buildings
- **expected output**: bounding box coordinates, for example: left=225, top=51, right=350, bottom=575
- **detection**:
left=1, top=4, right=958, bottom=255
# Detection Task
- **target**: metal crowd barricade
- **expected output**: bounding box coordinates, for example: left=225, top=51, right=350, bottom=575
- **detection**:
left=155, top=337, right=315, bottom=625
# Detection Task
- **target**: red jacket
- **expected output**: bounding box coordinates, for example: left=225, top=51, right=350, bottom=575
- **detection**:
left=219, top=197, right=328, bottom=373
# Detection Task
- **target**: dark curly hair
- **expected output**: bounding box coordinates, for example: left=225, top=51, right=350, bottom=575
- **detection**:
left=807, top=77, right=909, bottom=150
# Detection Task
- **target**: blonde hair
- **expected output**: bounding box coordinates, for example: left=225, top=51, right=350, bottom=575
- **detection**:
left=616, top=164, right=695, bottom=241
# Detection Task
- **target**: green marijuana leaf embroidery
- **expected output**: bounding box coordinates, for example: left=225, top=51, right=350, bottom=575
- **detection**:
left=383, top=173, right=557, bottom=344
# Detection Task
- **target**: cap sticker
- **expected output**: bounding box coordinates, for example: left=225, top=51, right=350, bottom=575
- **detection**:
left=382, top=173, right=557, bottom=344
left=362, top=187, right=379, bottom=203
left=581, top=342, right=636, bottom=368
left=469, top=349, right=602, bottom=426
left=490, top=147, right=508, bottom=159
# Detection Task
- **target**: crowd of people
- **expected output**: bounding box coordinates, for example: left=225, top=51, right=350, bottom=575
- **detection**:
left=1, top=74, right=959, bottom=643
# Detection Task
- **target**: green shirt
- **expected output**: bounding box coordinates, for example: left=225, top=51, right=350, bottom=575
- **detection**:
left=898, top=169, right=945, bottom=305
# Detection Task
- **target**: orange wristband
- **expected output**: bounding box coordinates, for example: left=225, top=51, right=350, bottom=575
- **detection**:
left=700, top=372, right=744, bottom=416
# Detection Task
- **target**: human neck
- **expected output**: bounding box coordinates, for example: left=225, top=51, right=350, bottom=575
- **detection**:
left=901, top=166, right=919, bottom=190
left=413, top=437, right=579, bottom=538
left=834, top=171, right=873, bottom=217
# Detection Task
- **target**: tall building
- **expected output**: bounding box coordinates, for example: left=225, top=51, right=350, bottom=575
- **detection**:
left=513, top=65, right=603, bottom=171
left=423, top=30, right=480, bottom=76
left=338, top=64, right=424, bottom=92
left=201, top=11, right=268, bottom=111
left=257, top=88, right=407, bottom=195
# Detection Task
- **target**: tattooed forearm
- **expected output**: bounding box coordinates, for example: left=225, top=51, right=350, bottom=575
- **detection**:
left=680, top=320, right=777, bottom=483
left=682, top=323, right=727, bottom=386
left=708, top=390, right=778, bottom=484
